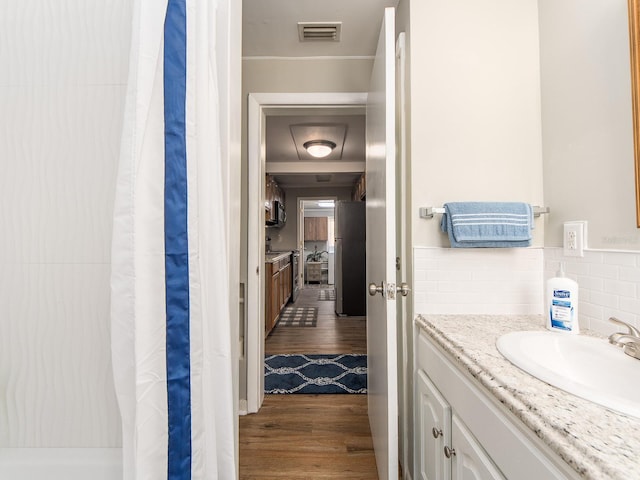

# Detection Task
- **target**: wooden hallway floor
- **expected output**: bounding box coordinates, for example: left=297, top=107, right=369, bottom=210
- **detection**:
left=239, top=286, right=379, bottom=479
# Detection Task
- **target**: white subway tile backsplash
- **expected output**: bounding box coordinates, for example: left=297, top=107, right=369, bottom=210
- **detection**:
left=424, top=269, right=473, bottom=282
left=414, top=247, right=640, bottom=337
left=618, top=265, right=640, bottom=282
left=617, top=296, right=640, bottom=316
left=579, top=301, right=604, bottom=321
left=602, top=252, right=639, bottom=267
left=588, top=262, right=619, bottom=280
left=583, top=289, right=619, bottom=310
left=545, top=248, right=640, bottom=336
left=575, top=275, right=604, bottom=292
left=564, top=261, right=590, bottom=276
left=603, top=279, right=636, bottom=298
left=413, top=247, right=544, bottom=315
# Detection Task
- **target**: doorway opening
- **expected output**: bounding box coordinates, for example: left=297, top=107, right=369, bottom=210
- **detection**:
left=246, top=92, right=367, bottom=413
left=300, top=198, right=335, bottom=287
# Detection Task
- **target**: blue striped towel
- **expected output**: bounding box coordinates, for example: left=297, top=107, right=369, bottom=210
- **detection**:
left=440, top=202, right=533, bottom=248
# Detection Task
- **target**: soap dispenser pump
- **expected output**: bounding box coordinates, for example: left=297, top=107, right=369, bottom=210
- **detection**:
left=546, top=263, right=580, bottom=334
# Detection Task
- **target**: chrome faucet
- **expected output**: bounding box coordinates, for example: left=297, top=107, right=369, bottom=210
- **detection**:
left=608, top=317, right=640, bottom=360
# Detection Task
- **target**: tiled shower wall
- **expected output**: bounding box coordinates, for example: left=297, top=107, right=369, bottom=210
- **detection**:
left=0, top=1, right=130, bottom=447
left=413, top=246, right=640, bottom=338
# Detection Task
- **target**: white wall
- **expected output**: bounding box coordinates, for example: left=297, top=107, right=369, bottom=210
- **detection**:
left=408, top=0, right=544, bottom=248
left=241, top=58, right=374, bottom=275
left=243, top=58, right=374, bottom=95
left=0, top=0, right=131, bottom=447
left=538, top=0, right=640, bottom=339
left=539, top=0, right=637, bottom=249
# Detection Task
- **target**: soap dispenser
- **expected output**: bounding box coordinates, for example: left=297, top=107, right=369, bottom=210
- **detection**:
left=546, top=263, right=580, bottom=334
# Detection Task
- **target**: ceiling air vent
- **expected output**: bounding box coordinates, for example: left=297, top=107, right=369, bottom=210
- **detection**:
left=298, top=22, right=342, bottom=42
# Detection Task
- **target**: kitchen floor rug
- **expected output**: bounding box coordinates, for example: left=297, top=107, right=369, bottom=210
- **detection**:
left=264, top=353, right=367, bottom=394
left=317, top=289, right=336, bottom=301
left=277, top=306, right=317, bottom=326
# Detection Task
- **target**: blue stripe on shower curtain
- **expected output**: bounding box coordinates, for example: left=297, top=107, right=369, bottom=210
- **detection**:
left=163, top=1, right=192, bottom=479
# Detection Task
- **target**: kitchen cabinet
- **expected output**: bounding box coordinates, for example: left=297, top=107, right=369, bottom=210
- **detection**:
left=352, top=173, right=366, bottom=201
left=265, top=253, right=292, bottom=335
left=280, top=262, right=291, bottom=310
left=267, top=268, right=280, bottom=334
left=414, top=329, right=575, bottom=480
left=265, top=174, right=285, bottom=225
left=304, top=217, right=328, bottom=241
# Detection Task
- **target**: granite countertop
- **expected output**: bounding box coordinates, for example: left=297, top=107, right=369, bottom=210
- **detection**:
left=265, top=251, right=292, bottom=263
left=415, top=314, right=640, bottom=480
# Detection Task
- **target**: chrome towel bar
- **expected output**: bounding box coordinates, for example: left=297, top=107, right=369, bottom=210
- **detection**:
left=419, top=205, right=550, bottom=219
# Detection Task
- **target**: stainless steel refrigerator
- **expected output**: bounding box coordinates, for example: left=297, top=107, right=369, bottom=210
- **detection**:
left=334, top=201, right=366, bottom=316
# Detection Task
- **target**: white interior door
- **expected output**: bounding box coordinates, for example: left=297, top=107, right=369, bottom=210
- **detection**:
left=366, top=7, right=398, bottom=480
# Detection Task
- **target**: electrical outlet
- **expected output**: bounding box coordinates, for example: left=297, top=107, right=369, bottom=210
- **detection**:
left=563, top=222, right=586, bottom=257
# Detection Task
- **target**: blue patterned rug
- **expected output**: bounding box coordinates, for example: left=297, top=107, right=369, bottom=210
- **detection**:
left=264, top=354, right=367, bottom=394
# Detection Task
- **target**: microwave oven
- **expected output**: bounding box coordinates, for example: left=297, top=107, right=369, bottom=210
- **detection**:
left=267, top=200, right=286, bottom=226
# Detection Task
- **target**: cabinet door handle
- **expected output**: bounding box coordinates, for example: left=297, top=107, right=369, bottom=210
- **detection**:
left=444, top=446, right=456, bottom=458
left=431, top=427, right=442, bottom=439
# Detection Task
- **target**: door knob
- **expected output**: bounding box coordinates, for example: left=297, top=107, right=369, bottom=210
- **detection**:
left=396, top=282, right=410, bottom=297
left=432, top=427, right=442, bottom=439
left=368, top=282, right=384, bottom=296
left=444, top=446, right=456, bottom=458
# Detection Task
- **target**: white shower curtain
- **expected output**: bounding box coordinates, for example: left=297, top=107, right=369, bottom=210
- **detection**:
left=110, top=0, right=236, bottom=478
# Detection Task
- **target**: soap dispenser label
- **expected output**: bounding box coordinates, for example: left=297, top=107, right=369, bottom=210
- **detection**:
left=551, top=290, right=573, bottom=329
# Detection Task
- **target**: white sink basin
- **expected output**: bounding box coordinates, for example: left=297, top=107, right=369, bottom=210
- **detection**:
left=496, top=331, right=640, bottom=418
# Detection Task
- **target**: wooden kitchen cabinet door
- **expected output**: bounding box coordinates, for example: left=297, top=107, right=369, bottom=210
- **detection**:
left=304, top=217, right=328, bottom=241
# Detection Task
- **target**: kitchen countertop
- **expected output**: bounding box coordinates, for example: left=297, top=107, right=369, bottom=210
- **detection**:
left=265, top=251, right=292, bottom=263
left=415, top=314, right=640, bottom=480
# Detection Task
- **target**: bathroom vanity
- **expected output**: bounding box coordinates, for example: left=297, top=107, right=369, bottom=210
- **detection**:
left=414, top=314, right=640, bottom=480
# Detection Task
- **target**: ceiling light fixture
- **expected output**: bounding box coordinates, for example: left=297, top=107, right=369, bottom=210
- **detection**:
left=303, top=140, right=336, bottom=158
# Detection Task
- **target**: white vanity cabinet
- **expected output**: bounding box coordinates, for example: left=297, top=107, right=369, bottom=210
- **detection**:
left=415, top=370, right=451, bottom=480
left=415, top=370, right=504, bottom=480
left=414, top=328, right=580, bottom=480
left=450, top=415, right=505, bottom=480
